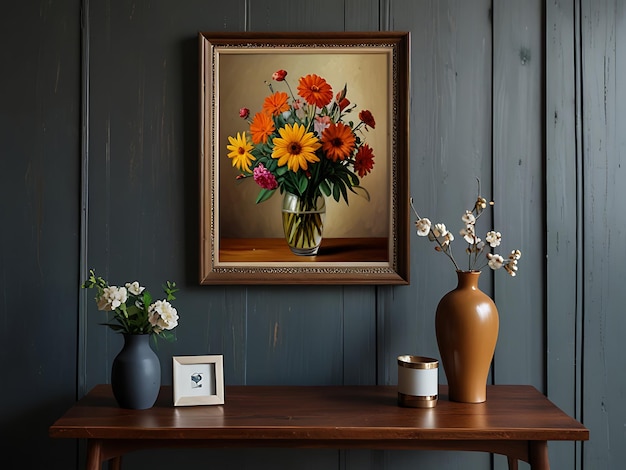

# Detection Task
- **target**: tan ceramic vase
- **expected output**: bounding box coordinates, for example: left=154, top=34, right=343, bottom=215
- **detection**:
left=435, top=270, right=499, bottom=403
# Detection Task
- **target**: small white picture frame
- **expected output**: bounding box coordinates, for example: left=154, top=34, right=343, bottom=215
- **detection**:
left=172, top=355, right=225, bottom=406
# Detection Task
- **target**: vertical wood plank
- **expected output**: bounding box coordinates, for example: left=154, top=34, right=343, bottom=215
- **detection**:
left=245, top=286, right=344, bottom=385
left=492, top=4, right=544, bottom=467
left=248, top=0, right=347, bottom=31
left=546, top=1, right=582, bottom=469
left=491, top=0, right=544, bottom=386
left=345, top=0, right=381, bottom=31
left=0, top=1, right=81, bottom=468
left=580, top=1, right=626, bottom=468
left=381, top=1, right=494, bottom=469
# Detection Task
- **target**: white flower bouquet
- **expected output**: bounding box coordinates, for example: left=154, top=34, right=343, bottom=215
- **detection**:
left=82, top=269, right=180, bottom=341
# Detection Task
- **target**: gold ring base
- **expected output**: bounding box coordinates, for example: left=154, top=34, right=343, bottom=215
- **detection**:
left=398, top=392, right=438, bottom=408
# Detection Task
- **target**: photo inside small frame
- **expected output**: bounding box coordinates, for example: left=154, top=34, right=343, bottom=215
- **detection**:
left=182, top=363, right=216, bottom=395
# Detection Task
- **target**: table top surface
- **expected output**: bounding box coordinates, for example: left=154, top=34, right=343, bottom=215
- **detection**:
left=49, top=385, right=588, bottom=443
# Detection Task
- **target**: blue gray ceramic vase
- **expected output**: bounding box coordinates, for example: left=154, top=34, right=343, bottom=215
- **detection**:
left=111, top=334, right=161, bottom=409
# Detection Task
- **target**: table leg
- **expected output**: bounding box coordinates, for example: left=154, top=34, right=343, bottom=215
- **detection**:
left=507, top=456, right=519, bottom=470
left=108, top=456, right=122, bottom=470
left=86, top=440, right=103, bottom=470
left=529, top=441, right=550, bottom=470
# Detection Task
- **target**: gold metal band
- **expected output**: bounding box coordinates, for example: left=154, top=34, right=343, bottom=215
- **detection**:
left=398, top=392, right=438, bottom=408
left=397, top=355, right=439, bottom=369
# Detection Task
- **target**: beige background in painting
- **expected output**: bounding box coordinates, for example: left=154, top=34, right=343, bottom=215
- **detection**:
left=216, top=49, right=391, bottom=239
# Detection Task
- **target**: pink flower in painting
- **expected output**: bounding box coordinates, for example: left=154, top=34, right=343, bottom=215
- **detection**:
left=239, top=107, right=250, bottom=119
left=253, top=163, right=278, bottom=190
left=314, top=115, right=331, bottom=136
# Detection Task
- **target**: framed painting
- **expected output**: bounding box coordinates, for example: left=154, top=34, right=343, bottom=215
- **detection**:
left=199, top=32, right=410, bottom=284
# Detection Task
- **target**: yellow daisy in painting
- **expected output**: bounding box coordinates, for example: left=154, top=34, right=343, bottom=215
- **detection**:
left=226, top=132, right=255, bottom=173
left=272, top=123, right=321, bottom=172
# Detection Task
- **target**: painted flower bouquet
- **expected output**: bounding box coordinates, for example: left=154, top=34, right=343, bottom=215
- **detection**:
left=82, top=269, right=180, bottom=341
left=410, top=182, right=521, bottom=275
left=228, top=69, right=376, bottom=203
left=226, top=69, right=377, bottom=255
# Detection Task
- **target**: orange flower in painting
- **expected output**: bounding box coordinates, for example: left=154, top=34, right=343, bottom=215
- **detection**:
left=249, top=112, right=275, bottom=144
left=297, top=74, right=333, bottom=108
left=263, top=91, right=290, bottom=116
left=354, top=143, right=375, bottom=177
left=321, top=122, right=356, bottom=162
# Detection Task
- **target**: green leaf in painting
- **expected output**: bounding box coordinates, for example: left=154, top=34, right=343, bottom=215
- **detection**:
left=320, top=180, right=331, bottom=197
left=351, top=185, right=370, bottom=201
left=256, top=188, right=276, bottom=204
left=297, top=175, right=308, bottom=194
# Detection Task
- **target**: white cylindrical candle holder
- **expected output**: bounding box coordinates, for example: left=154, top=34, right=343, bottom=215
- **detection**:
left=397, top=355, right=439, bottom=408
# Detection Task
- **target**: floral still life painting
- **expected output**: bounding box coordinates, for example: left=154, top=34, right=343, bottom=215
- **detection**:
left=199, top=32, right=411, bottom=284
left=226, top=69, right=377, bottom=255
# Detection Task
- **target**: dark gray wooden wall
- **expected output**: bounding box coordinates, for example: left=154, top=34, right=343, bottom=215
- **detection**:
left=1, top=0, right=623, bottom=468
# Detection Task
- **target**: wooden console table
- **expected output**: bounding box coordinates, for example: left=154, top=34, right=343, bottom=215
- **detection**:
left=50, top=384, right=588, bottom=470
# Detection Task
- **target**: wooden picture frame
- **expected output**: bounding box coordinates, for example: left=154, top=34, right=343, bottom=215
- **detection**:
left=199, top=32, right=410, bottom=285
left=173, top=355, right=225, bottom=406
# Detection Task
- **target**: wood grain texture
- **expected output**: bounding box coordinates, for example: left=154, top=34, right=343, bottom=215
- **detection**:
left=580, top=1, right=626, bottom=468
left=546, top=1, right=582, bottom=469
left=491, top=0, right=544, bottom=391
left=0, top=1, right=81, bottom=468
left=492, top=0, right=545, bottom=463
left=51, top=384, right=588, bottom=442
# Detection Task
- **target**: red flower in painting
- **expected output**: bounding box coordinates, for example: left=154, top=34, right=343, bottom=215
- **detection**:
left=354, top=144, right=375, bottom=178
left=272, top=69, right=288, bottom=81
left=335, top=88, right=350, bottom=110
left=359, top=110, right=376, bottom=129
